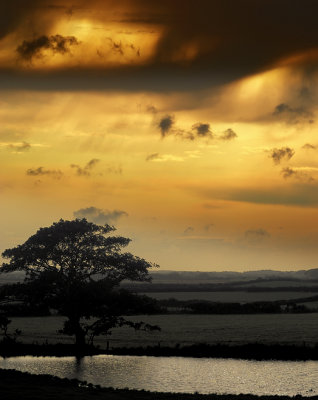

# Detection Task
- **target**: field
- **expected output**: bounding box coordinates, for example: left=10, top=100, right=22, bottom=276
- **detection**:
left=7, top=313, right=318, bottom=348
left=142, top=291, right=316, bottom=303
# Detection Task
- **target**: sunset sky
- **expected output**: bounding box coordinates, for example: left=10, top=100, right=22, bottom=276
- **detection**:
left=2, top=0, right=318, bottom=271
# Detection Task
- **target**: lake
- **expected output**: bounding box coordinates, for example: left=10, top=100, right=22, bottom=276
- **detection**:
left=0, top=355, right=317, bottom=396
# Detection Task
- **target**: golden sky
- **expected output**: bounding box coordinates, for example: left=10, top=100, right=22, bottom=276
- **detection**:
left=2, top=0, right=318, bottom=270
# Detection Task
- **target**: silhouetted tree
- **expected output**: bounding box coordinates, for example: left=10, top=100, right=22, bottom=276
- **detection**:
left=1, top=219, right=159, bottom=349
left=0, top=313, right=22, bottom=343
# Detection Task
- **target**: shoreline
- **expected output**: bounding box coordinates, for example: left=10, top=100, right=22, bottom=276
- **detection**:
left=1, top=342, right=318, bottom=360
left=0, top=369, right=317, bottom=400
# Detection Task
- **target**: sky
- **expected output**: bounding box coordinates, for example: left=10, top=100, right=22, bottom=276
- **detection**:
left=2, top=0, right=318, bottom=271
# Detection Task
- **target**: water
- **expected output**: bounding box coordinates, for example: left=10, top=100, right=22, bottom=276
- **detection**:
left=1, top=355, right=317, bottom=396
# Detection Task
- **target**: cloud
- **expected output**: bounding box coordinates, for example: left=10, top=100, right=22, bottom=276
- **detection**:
left=204, top=223, right=214, bottom=232
left=7, top=141, right=31, bottom=152
left=158, top=115, right=174, bottom=137
left=272, top=103, right=314, bottom=124
left=281, top=167, right=296, bottom=179
left=146, top=153, right=184, bottom=162
left=73, top=206, right=128, bottom=225
left=219, top=128, right=237, bottom=141
left=26, top=166, right=63, bottom=179
left=3, top=1, right=318, bottom=91
left=191, top=123, right=212, bottom=138
left=105, top=38, right=140, bottom=57
left=183, top=226, right=194, bottom=235
left=16, top=34, right=79, bottom=61
left=245, top=228, right=270, bottom=244
left=196, top=182, right=318, bottom=207
left=270, top=147, right=295, bottom=164
left=157, top=117, right=236, bottom=143
left=281, top=167, right=314, bottom=182
left=146, top=153, right=160, bottom=161
left=105, top=164, right=122, bottom=174
left=70, top=159, right=100, bottom=176
left=302, top=143, right=316, bottom=150
left=146, top=105, right=158, bottom=114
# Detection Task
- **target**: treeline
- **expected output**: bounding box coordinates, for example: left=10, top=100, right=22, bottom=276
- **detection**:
left=157, top=298, right=315, bottom=314
left=0, top=283, right=162, bottom=317
left=1, top=282, right=317, bottom=317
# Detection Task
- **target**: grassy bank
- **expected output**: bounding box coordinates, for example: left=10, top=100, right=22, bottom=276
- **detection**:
left=0, top=369, right=317, bottom=400
left=6, top=314, right=318, bottom=348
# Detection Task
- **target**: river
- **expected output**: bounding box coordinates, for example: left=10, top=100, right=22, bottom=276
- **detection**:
left=0, top=355, right=317, bottom=396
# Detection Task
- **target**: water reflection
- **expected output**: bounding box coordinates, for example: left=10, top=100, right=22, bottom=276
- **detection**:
left=0, top=355, right=317, bottom=396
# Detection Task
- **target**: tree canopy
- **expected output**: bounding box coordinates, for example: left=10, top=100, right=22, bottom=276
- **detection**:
left=1, top=219, right=159, bottom=348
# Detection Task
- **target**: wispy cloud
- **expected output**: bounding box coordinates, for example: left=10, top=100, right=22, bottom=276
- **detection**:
left=145, top=153, right=184, bottom=162
left=245, top=228, right=270, bottom=244
left=5, top=141, right=31, bottom=152
left=272, top=103, right=314, bottom=124
left=70, top=159, right=100, bottom=176
left=26, top=166, right=63, bottom=179
left=73, top=206, right=128, bottom=225
left=183, top=226, right=194, bottom=235
left=302, top=143, right=316, bottom=150
left=281, top=167, right=314, bottom=182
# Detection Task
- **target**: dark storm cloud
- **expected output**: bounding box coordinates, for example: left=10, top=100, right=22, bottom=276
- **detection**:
left=16, top=34, right=79, bottom=61
left=0, top=1, right=42, bottom=40
left=73, top=206, right=128, bottom=225
left=270, top=147, right=295, bottom=164
left=158, top=115, right=174, bottom=137
left=70, top=159, right=100, bottom=176
left=3, top=1, right=318, bottom=91
left=26, top=166, right=63, bottom=179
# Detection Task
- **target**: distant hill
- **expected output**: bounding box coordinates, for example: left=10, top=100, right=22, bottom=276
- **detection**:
left=1, top=268, right=318, bottom=289
left=147, top=269, right=318, bottom=284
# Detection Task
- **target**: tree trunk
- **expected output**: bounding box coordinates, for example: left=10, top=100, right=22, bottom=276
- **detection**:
left=75, top=327, right=86, bottom=349
left=69, top=317, right=86, bottom=350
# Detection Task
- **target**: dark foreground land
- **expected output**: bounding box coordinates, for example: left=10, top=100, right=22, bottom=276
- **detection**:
left=1, top=369, right=318, bottom=400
